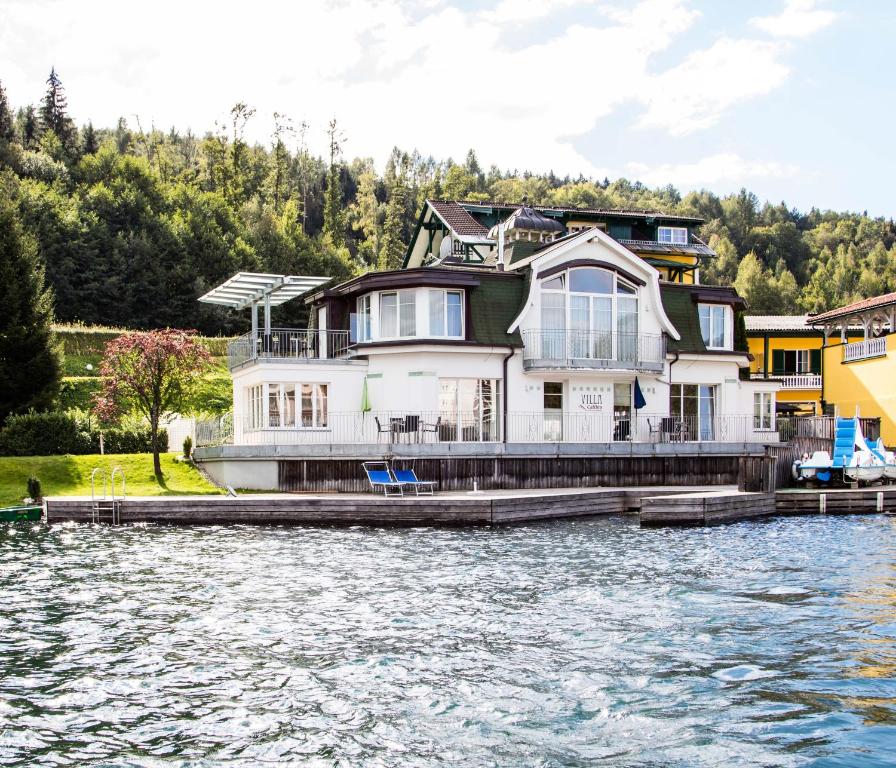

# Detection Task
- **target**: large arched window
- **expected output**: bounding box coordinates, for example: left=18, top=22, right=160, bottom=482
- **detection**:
left=539, top=267, right=639, bottom=361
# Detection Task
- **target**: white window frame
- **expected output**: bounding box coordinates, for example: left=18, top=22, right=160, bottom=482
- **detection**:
left=698, top=303, right=731, bottom=350
left=428, top=289, right=464, bottom=338
left=356, top=295, right=371, bottom=342
left=253, top=382, right=329, bottom=430
left=658, top=226, right=688, bottom=245
left=379, top=290, right=416, bottom=340
left=754, top=391, right=775, bottom=430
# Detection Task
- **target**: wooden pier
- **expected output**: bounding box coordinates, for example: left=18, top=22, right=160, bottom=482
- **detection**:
left=42, top=484, right=895, bottom=527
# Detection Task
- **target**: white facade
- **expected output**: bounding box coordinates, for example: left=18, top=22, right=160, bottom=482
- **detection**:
left=213, top=225, right=778, bottom=450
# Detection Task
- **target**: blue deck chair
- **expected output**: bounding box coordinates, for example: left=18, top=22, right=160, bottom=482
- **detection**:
left=363, top=461, right=404, bottom=497
left=391, top=466, right=437, bottom=496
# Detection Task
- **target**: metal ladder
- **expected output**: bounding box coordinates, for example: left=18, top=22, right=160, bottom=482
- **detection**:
left=90, top=466, right=126, bottom=524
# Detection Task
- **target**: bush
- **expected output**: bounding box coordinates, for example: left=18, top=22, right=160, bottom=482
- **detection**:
left=57, top=377, right=102, bottom=410
left=0, top=411, right=168, bottom=456
left=27, top=476, right=42, bottom=501
left=182, top=435, right=192, bottom=459
left=97, top=425, right=168, bottom=454
left=0, top=412, right=92, bottom=456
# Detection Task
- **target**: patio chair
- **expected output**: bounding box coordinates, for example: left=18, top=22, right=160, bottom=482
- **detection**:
left=420, top=417, right=441, bottom=442
left=374, top=417, right=392, bottom=442
left=647, top=418, right=662, bottom=443
left=362, top=461, right=403, bottom=497
left=391, top=466, right=436, bottom=496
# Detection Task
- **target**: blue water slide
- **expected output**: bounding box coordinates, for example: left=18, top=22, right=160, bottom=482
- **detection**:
left=831, top=417, right=857, bottom=470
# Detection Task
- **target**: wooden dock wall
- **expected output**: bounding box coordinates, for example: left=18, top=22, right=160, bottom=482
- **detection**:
left=775, top=487, right=896, bottom=515
left=641, top=492, right=776, bottom=526
left=278, top=455, right=740, bottom=493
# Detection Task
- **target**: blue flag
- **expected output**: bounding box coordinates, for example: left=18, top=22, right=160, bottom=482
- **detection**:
left=634, top=377, right=647, bottom=409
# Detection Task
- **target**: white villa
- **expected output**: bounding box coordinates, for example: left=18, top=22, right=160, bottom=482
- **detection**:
left=196, top=200, right=780, bottom=490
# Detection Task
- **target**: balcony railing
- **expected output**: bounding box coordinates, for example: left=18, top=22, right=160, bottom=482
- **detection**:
left=521, top=330, right=665, bottom=372
left=782, top=374, right=822, bottom=389
left=228, top=329, right=351, bottom=369
left=196, top=410, right=785, bottom=448
left=843, top=337, right=887, bottom=363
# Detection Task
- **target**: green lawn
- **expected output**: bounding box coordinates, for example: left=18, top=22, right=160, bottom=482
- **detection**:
left=0, top=453, right=223, bottom=507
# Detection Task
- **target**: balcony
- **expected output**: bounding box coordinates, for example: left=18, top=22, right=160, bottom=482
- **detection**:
left=782, top=374, right=822, bottom=389
left=521, top=329, right=665, bottom=372
left=228, top=329, right=351, bottom=370
left=843, top=337, right=887, bottom=363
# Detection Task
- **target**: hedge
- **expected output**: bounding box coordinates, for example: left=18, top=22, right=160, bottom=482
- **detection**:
left=58, top=377, right=103, bottom=410
left=0, top=412, right=168, bottom=457
left=54, top=324, right=234, bottom=356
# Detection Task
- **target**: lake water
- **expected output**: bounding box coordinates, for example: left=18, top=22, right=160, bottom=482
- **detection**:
left=1, top=515, right=895, bottom=767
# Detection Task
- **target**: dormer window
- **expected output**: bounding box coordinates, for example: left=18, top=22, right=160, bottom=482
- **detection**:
left=658, top=226, right=688, bottom=245
left=698, top=304, right=730, bottom=349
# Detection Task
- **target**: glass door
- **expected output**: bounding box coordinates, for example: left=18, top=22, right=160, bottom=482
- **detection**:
left=544, top=382, right=563, bottom=441
left=613, top=383, right=632, bottom=441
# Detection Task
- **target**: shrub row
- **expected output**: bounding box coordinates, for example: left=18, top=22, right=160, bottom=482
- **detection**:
left=54, top=324, right=233, bottom=356
left=0, top=412, right=168, bottom=457
left=58, top=377, right=103, bottom=409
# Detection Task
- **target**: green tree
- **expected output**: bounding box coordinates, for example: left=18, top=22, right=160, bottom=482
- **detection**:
left=323, top=118, right=345, bottom=247
left=379, top=158, right=409, bottom=271
left=81, top=121, right=99, bottom=155
left=0, top=80, right=15, bottom=167
left=38, top=67, right=76, bottom=152
left=701, top=234, right=739, bottom=286
left=352, top=167, right=382, bottom=268
left=0, top=173, right=61, bottom=423
left=733, top=252, right=781, bottom=313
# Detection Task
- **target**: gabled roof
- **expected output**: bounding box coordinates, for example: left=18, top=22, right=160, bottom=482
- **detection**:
left=458, top=200, right=704, bottom=224
left=808, top=292, right=896, bottom=324
left=661, top=283, right=749, bottom=354
left=428, top=200, right=491, bottom=239
left=745, top=315, right=815, bottom=332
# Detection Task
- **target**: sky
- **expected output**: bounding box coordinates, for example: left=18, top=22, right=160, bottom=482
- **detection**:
left=0, top=0, right=893, bottom=216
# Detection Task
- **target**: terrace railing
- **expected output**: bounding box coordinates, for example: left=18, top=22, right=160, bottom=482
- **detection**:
left=781, top=374, right=822, bottom=389
left=843, top=337, right=887, bottom=363
left=195, top=410, right=796, bottom=448
left=228, top=329, right=352, bottom=369
left=522, top=330, right=665, bottom=372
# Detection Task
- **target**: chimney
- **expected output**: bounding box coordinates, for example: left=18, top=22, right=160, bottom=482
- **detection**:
left=496, top=219, right=505, bottom=272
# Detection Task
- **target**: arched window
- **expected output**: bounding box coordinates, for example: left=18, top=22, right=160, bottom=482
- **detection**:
left=539, top=266, right=639, bottom=362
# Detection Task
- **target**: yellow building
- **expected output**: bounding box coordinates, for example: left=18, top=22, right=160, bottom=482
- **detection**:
left=745, top=316, right=836, bottom=416
left=807, top=292, right=896, bottom=447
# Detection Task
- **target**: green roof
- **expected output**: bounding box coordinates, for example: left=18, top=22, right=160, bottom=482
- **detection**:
left=505, top=240, right=542, bottom=266
left=661, top=285, right=707, bottom=354
left=660, top=283, right=748, bottom=354
left=468, top=273, right=525, bottom=346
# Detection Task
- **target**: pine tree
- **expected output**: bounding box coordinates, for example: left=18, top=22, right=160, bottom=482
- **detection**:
left=82, top=121, right=99, bottom=155
left=379, top=160, right=409, bottom=271
left=0, top=174, right=61, bottom=423
left=0, top=80, right=15, bottom=167
left=38, top=67, right=76, bottom=150
left=323, top=118, right=345, bottom=247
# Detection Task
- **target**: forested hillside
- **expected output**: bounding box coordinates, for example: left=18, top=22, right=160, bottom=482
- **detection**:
left=2, top=70, right=895, bottom=335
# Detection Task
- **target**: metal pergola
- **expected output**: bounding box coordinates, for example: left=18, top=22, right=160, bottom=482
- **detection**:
left=198, top=272, right=331, bottom=341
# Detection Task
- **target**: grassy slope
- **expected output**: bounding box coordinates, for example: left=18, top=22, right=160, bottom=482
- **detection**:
left=0, top=453, right=223, bottom=507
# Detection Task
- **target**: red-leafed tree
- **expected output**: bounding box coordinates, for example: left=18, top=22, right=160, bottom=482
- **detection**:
left=94, top=329, right=211, bottom=479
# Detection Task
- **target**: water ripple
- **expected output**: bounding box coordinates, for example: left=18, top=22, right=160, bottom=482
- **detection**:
left=1, top=514, right=895, bottom=766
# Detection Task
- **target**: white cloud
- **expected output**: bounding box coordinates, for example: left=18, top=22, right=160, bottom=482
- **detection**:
left=750, top=0, right=838, bottom=39
left=0, top=0, right=810, bottom=178
left=638, top=38, right=790, bottom=135
left=626, top=153, right=800, bottom=187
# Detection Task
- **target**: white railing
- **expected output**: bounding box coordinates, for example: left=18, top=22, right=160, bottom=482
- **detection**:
left=782, top=374, right=822, bottom=389
left=843, top=337, right=887, bottom=363
left=195, top=411, right=784, bottom=448
left=521, top=330, right=665, bottom=372
left=228, top=329, right=352, bottom=369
